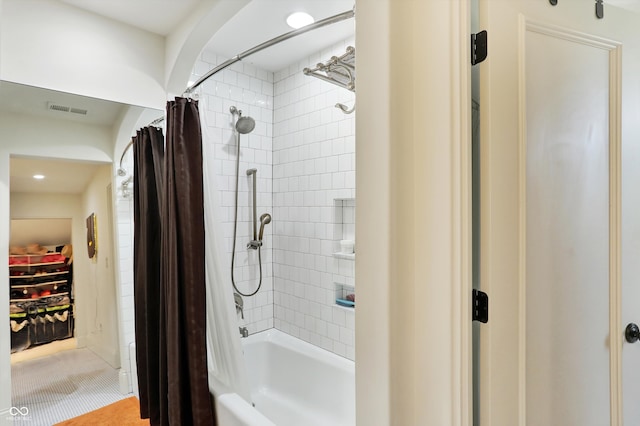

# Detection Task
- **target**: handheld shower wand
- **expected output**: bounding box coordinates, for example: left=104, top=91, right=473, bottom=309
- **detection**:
left=258, top=213, right=271, bottom=241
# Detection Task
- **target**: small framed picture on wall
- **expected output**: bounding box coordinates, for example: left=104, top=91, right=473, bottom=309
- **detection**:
left=86, top=213, right=97, bottom=259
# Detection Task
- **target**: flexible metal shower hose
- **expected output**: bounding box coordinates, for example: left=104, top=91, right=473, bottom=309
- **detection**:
left=231, top=130, right=264, bottom=297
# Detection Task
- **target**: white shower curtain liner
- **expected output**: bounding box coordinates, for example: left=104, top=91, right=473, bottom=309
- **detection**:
left=200, top=94, right=251, bottom=403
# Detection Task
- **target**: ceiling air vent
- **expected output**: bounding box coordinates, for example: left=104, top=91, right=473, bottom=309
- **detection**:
left=47, top=102, right=88, bottom=116
left=69, top=107, right=88, bottom=115
left=48, top=103, right=70, bottom=113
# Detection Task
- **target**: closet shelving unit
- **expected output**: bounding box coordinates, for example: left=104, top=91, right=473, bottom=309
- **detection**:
left=9, top=252, right=74, bottom=352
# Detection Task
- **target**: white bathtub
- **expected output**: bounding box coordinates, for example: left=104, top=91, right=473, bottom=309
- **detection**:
left=212, top=329, right=355, bottom=426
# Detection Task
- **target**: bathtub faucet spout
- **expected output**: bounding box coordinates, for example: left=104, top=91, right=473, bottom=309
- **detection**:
left=239, top=326, right=249, bottom=338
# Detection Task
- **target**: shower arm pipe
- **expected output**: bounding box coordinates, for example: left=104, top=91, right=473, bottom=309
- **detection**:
left=184, top=8, right=355, bottom=95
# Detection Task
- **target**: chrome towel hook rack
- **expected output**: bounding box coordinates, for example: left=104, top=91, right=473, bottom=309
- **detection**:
left=304, top=46, right=356, bottom=114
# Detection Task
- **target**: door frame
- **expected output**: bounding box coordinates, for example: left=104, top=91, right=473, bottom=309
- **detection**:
left=355, top=0, right=473, bottom=425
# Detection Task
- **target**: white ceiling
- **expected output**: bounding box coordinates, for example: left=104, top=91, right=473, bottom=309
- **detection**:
left=10, top=157, right=106, bottom=194
left=57, top=0, right=355, bottom=72
left=204, top=0, right=355, bottom=72
left=0, top=81, right=127, bottom=127
left=1, top=82, right=123, bottom=195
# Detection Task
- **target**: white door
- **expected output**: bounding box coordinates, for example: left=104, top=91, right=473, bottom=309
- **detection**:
left=477, top=1, right=640, bottom=424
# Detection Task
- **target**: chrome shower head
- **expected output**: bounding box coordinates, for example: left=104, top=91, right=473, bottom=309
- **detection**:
left=235, top=116, right=256, bottom=134
left=117, top=167, right=127, bottom=176
left=230, top=105, right=255, bottom=134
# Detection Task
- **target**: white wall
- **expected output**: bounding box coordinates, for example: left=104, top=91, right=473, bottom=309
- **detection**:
left=10, top=219, right=72, bottom=247
left=0, top=0, right=165, bottom=109
left=355, top=0, right=471, bottom=424
left=0, top=112, right=112, bottom=163
left=354, top=3, right=390, bottom=422
left=272, top=38, right=356, bottom=360
left=81, top=165, right=120, bottom=368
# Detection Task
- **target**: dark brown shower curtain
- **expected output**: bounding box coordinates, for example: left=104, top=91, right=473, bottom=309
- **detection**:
left=133, top=126, right=164, bottom=424
left=134, top=98, right=216, bottom=426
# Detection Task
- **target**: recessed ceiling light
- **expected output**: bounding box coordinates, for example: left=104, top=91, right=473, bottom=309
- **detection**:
left=286, top=12, right=314, bottom=29
left=33, top=174, right=45, bottom=180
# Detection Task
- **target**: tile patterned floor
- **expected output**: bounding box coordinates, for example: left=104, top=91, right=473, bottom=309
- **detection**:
left=9, top=348, right=129, bottom=425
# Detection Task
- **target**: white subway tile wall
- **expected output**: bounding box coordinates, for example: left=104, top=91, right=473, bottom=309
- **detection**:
left=115, top=151, right=135, bottom=392
left=272, top=38, right=356, bottom=360
left=194, top=53, right=275, bottom=335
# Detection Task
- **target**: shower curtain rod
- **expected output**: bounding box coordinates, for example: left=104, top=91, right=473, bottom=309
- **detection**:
left=185, top=8, right=355, bottom=94
left=118, top=8, right=355, bottom=173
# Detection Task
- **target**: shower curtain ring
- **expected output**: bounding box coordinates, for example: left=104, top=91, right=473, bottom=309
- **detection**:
left=182, top=89, right=199, bottom=101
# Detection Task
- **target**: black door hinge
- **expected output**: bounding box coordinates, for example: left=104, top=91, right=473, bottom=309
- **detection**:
left=471, top=30, right=488, bottom=65
left=595, top=0, right=604, bottom=19
left=472, top=289, right=488, bottom=323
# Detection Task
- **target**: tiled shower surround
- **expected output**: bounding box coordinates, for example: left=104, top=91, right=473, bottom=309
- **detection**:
left=194, top=38, right=356, bottom=360
left=193, top=51, right=275, bottom=336
left=115, top=154, right=135, bottom=388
